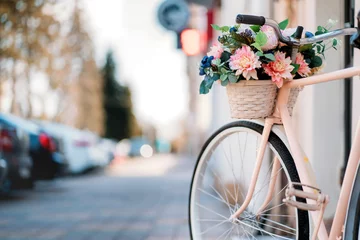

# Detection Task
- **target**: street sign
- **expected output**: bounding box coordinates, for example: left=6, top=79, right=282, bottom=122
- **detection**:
left=157, top=0, right=190, bottom=33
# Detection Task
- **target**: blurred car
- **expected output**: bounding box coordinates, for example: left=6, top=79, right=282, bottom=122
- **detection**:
left=0, top=120, right=33, bottom=193
left=35, top=122, right=94, bottom=174
left=0, top=114, right=65, bottom=182
left=128, top=137, right=153, bottom=158
left=98, top=138, right=117, bottom=163
left=82, top=131, right=113, bottom=168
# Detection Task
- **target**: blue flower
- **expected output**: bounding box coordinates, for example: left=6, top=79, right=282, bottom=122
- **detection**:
left=200, top=56, right=214, bottom=68
left=199, top=68, right=205, bottom=76
left=230, top=27, right=237, bottom=33
left=305, top=31, right=314, bottom=38
left=201, top=56, right=208, bottom=65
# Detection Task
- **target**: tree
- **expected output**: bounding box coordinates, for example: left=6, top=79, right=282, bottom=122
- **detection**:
left=0, top=0, right=61, bottom=117
left=102, top=51, right=140, bottom=140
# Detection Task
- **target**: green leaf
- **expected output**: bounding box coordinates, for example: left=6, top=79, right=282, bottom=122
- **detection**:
left=256, top=51, right=264, bottom=56
left=250, top=25, right=260, bottom=33
left=211, top=73, right=220, bottom=81
left=299, top=44, right=313, bottom=52
left=211, top=24, right=221, bottom=31
left=251, top=42, right=262, bottom=52
left=316, top=44, right=322, bottom=53
left=251, top=43, right=262, bottom=52
left=212, top=58, right=221, bottom=66
left=332, top=38, right=338, bottom=47
left=278, top=19, right=289, bottom=30
left=291, top=63, right=300, bottom=74
left=199, top=80, right=209, bottom=94
left=311, top=56, right=323, bottom=68
left=220, top=74, right=228, bottom=81
left=203, top=75, right=214, bottom=89
left=220, top=51, right=232, bottom=62
left=255, top=32, right=267, bottom=46
left=264, top=53, right=275, bottom=61
left=221, top=79, right=229, bottom=86
left=220, top=26, right=230, bottom=32
left=228, top=74, right=238, bottom=83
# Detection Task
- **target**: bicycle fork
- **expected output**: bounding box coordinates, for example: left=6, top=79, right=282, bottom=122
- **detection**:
left=230, top=117, right=280, bottom=220
left=230, top=116, right=330, bottom=240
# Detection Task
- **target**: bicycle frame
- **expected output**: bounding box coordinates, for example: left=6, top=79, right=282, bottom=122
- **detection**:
left=230, top=66, right=360, bottom=240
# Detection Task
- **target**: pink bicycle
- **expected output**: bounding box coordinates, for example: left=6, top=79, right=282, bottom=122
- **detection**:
left=189, top=14, right=360, bottom=240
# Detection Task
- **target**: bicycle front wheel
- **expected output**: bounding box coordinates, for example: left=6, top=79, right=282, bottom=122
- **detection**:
left=344, top=164, right=360, bottom=240
left=189, top=121, right=309, bottom=239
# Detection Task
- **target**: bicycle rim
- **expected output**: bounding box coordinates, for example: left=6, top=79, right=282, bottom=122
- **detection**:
left=189, top=121, right=310, bottom=240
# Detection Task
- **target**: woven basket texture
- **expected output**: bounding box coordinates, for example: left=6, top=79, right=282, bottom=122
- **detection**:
left=226, top=80, right=301, bottom=119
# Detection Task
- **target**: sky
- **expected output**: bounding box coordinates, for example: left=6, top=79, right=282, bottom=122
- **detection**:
left=83, top=0, right=189, bottom=139
left=0, top=0, right=189, bottom=140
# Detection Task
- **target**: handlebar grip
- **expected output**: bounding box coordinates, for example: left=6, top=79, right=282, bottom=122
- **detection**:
left=236, top=14, right=266, bottom=25
left=293, top=26, right=304, bottom=39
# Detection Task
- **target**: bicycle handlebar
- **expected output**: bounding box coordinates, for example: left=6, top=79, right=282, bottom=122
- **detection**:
left=235, top=14, right=266, bottom=26
left=236, top=14, right=358, bottom=46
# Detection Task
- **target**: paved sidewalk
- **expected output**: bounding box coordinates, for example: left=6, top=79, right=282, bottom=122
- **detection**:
left=0, top=154, right=196, bottom=240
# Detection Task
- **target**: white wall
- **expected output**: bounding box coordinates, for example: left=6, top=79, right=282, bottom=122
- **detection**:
left=292, top=0, right=345, bottom=218
left=353, top=1, right=360, bottom=138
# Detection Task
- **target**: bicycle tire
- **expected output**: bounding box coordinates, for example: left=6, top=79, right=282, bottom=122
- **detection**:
left=344, top=164, right=360, bottom=239
left=188, top=120, right=310, bottom=239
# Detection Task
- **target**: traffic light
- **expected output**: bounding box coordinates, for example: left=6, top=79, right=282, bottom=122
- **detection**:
left=180, top=29, right=204, bottom=56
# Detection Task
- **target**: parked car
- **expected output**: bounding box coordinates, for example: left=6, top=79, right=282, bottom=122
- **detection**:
left=0, top=121, right=33, bottom=193
left=35, top=122, right=94, bottom=174
left=0, top=114, right=65, bottom=182
left=128, top=137, right=153, bottom=157
left=97, top=138, right=117, bottom=163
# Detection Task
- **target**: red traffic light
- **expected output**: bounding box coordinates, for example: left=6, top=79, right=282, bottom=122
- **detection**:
left=180, top=29, right=204, bottom=56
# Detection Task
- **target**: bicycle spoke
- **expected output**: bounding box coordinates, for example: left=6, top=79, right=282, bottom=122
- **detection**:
left=261, top=213, right=296, bottom=218
left=257, top=184, right=288, bottom=214
left=197, top=186, right=233, bottom=214
left=234, top=218, right=293, bottom=240
left=207, top=152, right=237, bottom=204
left=246, top=217, right=296, bottom=236
left=190, top=126, right=305, bottom=239
left=215, top=226, right=233, bottom=240
left=261, top=216, right=296, bottom=232
left=196, top=202, right=229, bottom=220
left=199, top=219, right=229, bottom=235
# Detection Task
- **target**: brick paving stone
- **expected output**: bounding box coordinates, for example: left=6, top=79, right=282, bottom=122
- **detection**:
left=0, top=154, right=194, bottom=240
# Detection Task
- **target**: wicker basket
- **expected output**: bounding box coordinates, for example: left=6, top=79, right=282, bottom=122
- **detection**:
left=226, top=80, right=301, bottom=119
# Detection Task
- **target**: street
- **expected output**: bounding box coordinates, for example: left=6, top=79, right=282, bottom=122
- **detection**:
left=0, top=155, right=194, bottom=240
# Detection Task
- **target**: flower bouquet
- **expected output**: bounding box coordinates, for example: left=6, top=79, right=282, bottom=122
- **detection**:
left=199, top=19, right=339, bottom=118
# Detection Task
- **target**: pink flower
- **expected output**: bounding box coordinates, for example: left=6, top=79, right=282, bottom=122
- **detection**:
left=207, top=43, right=224, bottom=59
left=263, top=51, right=294, bottom=87
left=260, top=25, right=279, bottom=51
left=295, top=53, right=311, bottom=77
left=229, top=46, right=261, bottom=80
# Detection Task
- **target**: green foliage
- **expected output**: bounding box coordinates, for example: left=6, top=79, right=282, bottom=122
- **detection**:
left=310, top=56, right=323, bottom=68
left=220, top=51, right=232, bottom=62
left=264, top=53, right=275, bottom=61
left=211, top=24, right=230, bottom=32
left=251, top=31, right=267, bottom=52
left=291, top=64, right=300, bottom=74
left=102, top=51, right=139, bottom=140
left=278, top=19, right=289, bottom=30
left=228, top=74, right=238, bottom=83
left=199, top=20, right=338, bottom=95
left=199, top=80, right=209, bottom=94
left=250, top=25, right=261, bottom=33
